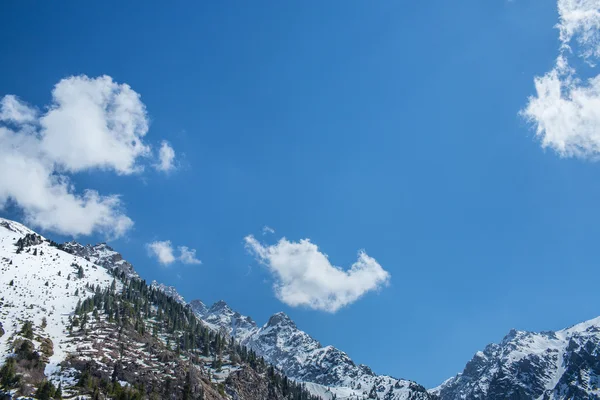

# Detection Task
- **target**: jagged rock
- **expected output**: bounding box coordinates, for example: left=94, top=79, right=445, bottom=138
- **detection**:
left=191, top=300, right=435, bottom=399
left=61, top=241, right=138, bottom=278
left=432, top=318, right=600, bottom=399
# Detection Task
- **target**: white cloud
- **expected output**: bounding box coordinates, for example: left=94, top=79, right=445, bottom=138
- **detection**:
left=521, top=0, right=600, bottom=158
left=39, top=75, right=151, bottom=174
left=178, top=246, right=202, bottom=264
left=146, top=240, right=201, bottom=265
left=0, top=95, right=37, bottom=124
left=156, top=141, right=176, bottom=172
left=244, top=235, right=390, bottom=312
left=262, top=226, right=275, bottom=235
left=0, top=75, right=177, bottom=238
left=147, top=240, right=177, bottom=265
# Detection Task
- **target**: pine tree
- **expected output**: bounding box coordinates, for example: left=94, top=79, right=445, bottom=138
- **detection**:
left=20, top=320, right=34, bottom=339
left=182, top=370, right=193, bottom=400
left=0, top=357, right=18, bottom=388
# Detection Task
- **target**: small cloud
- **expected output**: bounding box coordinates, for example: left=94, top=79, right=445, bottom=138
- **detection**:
left=146, top=240, right=201, bottom=265
left=244, top=235, right=390, bottom=313
left=262, top=226, right=275, bottom=235
left=146, top=240, right=176, bottom=265
left=156, top=141, right=176, bottom=172
left=178, top=246, right=201, bottom=264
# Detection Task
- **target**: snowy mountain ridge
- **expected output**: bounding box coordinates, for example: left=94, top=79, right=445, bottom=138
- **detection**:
left=150, top=280, right=187, bottom=304
left=0, top=217, right=324, bottom=400
left=2, top=216, right=600, bottom=400
left=432, top=316, right=600, bottom=399
left=61, top=240, right=138, bottom=279
left=191, top=298, right=432, bottom=400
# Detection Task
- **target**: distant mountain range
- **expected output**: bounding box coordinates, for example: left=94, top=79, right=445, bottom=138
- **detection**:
left=1, top=216, right=599, bottom=399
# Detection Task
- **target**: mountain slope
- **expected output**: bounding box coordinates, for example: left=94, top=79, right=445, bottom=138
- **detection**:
left=0, top=218, right=322, bottom=400
left=61, top=240, right=138, bottom=279
left=432, top=318, right=600, bottom=400
left=0, top=218, right=117, bottom=379
left=192, top=299, right=434, bottom=400
left=4, top=216, right=600, bottom=400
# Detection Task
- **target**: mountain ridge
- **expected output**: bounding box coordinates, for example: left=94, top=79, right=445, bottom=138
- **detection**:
left=191, top=297, right=434, bottom=399
left=0, top=217, right=322, bottom=400
left=2, top=216, right=600, bottom=400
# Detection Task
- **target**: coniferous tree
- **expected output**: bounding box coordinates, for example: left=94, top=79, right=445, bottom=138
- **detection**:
left=0, top=357, right=18, bottom=388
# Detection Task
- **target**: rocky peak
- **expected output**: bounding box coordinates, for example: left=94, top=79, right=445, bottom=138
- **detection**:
left=190, top=299, right=208, bottom=316
left=265, top=312, right=296, bottom=329
left=150, top=280, right=186, bottom=304
left=433, top=316, right=600, bottom=400
left=210, top=300, right=232, bottom=313
left=190, top=297, right=432, bottom=399
left=60, top=240, right=138, bottom=278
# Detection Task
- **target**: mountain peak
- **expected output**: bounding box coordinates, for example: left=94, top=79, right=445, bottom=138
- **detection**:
left=151, top=281, right=186, bottom=304
left=266, top=312, right=296, bottom=329
left=190, top=299, right=208, bottom=316
left=210, top=300, right=231, bottom=312
left=60, top=240, right=137, bottom=278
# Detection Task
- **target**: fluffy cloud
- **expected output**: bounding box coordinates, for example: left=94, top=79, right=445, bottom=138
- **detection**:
left=146, top=240, right=201, bottom=265
left=521, top=0, right=600, bottom=158
left=156, top=141, right=176, bottom=172
left=146, top=240, right=176, bottom=265
left=0, top=75, right=176, bottom=238
left=39, top=75, right=151, bottom=174
left=244, top=235, right=390, bottom=312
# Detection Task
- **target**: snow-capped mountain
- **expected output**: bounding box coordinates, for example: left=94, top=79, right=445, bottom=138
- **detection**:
left=0, top=218, right=117, bottom=379
left=150, top=280, right=187, bottom=304
left=0, top=217, right=322, bottom=400
left=61, top=240, right=138, bottom=278
left=192, top=299, right=433, bottom=400
left=432, top=317, right=600, bottom=400
left=192, top=300, right=258, bottom=343
left=4, top=215, right=600, bottom=400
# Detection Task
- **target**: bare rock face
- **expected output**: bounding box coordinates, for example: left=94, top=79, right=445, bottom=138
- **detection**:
left=61, top=241, right=138, bottom=278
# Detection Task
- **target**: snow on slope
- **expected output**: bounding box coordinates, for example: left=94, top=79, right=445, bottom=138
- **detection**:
left=193, top=300, right=258, bottom=343
left=61, top=240, right=138, bottom=278
left=432, top=317, right=600, bottom=400
left=0, top=218, right=117, bottom=378
left=150, top=280, right=186, bottom=304
left=192, top=299, right=433, bottom=400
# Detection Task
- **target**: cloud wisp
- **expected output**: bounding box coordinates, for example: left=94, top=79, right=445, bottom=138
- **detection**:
left=522, top=0, right=600, bottom=159
left=262, top=226, right=275, bottom=235
left=156, top=141, right=176, bottom=172
left=244, top=235, right=390, bottom=313
left=147, top=240, right=201, bottom=266
left=0, top=75, right=176, bottom=238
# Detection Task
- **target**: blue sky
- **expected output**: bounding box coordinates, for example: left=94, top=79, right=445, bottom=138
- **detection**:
left=2, top=0, right=600, bottom=388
